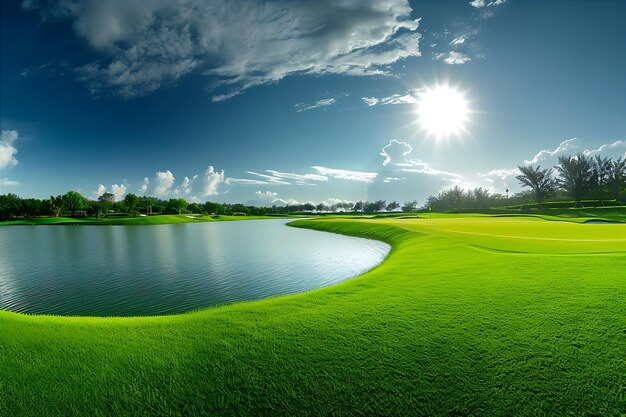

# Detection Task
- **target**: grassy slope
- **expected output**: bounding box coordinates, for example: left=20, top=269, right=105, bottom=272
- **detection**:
left=2, top=216, right=626, bottom=416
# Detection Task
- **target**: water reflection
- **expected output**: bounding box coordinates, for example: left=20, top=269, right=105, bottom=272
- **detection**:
left=0, top=220, right=389, bottom=316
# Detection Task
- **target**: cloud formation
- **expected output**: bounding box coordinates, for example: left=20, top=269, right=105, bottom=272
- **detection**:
left=469, top=0, right=506, bottom=8
left=154, top=170, right=175, bottom=196
left=362, top=90, right=418, bottom=107
left=26, top=0, right=421, bottom=99
left=0, top=178, right=20, bottom=187
left=381, top=139, right=413, bottom=166
left=295, top=98, right=336, bottom=113
left=202, top=166, right=225, bottom=196
left=523, top=138, right=581, bottom=164
left=435, top=51, right=471, bottom=65
left=0, top=130, right=19, bottom=169
left=312, top=166, right=378, bottom=183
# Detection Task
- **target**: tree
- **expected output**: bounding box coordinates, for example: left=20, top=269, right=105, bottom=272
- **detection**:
left=470, top=187, right=490, bottom=208
left=352, top=201, right=364, bottom=212
left=401, top=200, right=418, bottom=213
left=98, top=192, right=115, bottom=216
left=554, top=154, right=595, bottom=206
left=516, top=165, right=556, bottom=206
left=607, top=157, right=626, bottom=202
left=123, top=193, right=140, bottom=214
left=0, top=193, right=21, bottom=220
left=169, top=198, right=188, bottom=214
left=386, top=201, right=400, bottom=211
left=49, top=195, right=63, bottom=217
left=62, top=191, right=86, bottom=214
left=316, top=203, right=328, bottom=213
left=363, top=200, right=386, bottom=213
left=591, top=155, right=611, bottom=203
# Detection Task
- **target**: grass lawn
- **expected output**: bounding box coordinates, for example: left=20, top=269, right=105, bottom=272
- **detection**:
left=1, top=215, right=626, bottom=416
left=0, top=213, right=290, bottom=226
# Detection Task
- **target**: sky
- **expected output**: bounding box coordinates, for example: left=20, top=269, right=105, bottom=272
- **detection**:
left=1, top=0, right=625, bottom=206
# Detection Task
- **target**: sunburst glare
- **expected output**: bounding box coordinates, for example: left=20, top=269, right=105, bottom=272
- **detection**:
left=416, top=84, right=470, bottom=140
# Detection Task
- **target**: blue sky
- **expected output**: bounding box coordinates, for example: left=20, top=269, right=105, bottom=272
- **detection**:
left=1, top=0, right=625, bottom=206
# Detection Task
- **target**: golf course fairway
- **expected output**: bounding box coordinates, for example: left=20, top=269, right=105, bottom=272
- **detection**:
left=1, top=215, right=625, bottom=416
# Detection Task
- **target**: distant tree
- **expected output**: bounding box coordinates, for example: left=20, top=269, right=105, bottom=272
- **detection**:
left=49, top=195, right=63, bottom=217
left=401, top=200, right=418, bottom=213
left=88, top=200, right=107, bottom=219
left=169, top=198, right=188, bottom=214
left=188, top=202, right=203, bottom=214
left=0, top=193, right=21, bottom=220
left=516, top=165, right=556, bottom=206
left=554, top=154, right=595, bottom=206
left=352, top=201, right=364, bottom=212
left=470, top=187, right=490, bottom=208
left=301, top=202, right=315, bottom=212
left=363, top=200, right=386, bottom=214
left=123, top=193, right=140, bottom=214
left=97, top=192, right=115, bottom=216
left=591, top=155, right=611, bottom=204
left=62, top=191, right=86, bottom=214
left=607, top=157, right=626, bottom=202
left=316, top=203, right=328, bottom=213
left=386, top=201, right=400, bottom=211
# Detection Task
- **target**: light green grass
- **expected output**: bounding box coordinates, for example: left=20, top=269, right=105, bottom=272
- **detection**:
left=0, top=214, right=290, bottom=226
left=1, top=215, right=625, bottom=416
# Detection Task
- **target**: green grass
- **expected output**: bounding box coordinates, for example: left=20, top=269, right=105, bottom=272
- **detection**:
left=2, top=215, right=626, bottom=415
left=0, top=214, right=291, bottom=226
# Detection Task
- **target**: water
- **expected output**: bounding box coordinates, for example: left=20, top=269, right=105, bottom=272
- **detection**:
left=0, top=220, right=389, bottom=316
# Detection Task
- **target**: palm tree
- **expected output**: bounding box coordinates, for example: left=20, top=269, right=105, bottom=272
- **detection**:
left=516, top=165, right=556, bottom=207
left=591, top=155, right=611, bottom=204
left=607, top=156, right=626, bottom=203
left=554, top=154, right=595, bottom=207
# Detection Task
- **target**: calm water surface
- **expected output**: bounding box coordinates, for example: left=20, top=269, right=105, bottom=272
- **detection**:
left=0, top=220, right=389, bottom=316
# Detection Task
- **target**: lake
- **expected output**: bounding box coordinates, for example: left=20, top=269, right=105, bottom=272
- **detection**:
left=0, top=219, right=389, bottom=316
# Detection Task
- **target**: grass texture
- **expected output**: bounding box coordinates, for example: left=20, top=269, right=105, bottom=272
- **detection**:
left=1, top=215, right=625, bottom=416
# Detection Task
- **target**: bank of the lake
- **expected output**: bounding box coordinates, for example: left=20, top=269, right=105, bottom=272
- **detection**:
left=1, top=215, right=625, bottom=416
left=0, top=213, right=297, bottom=226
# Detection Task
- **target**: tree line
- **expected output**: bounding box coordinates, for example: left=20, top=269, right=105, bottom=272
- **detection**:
left=425, top=154, right=625, bottom=211
left=0, top=190, right=421, bottom=221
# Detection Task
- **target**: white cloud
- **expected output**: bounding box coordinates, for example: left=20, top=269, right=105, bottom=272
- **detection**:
left=176, top=174, right=198, bottom=195
left=382, top=177, right=404, bottom=183
left=154, top=170, right=175, bottom=196
left=27, top=0, right=422, bottom=99
left=583, top=140, right=626, bottom=158
left=381, top=139, right=413, bottom=166
left=202, top=166, right=225, bottom=196
left=138, top=177, right=149, bottom=194
left=245, top=171, right=291, bottom=185
left=90, top=184, right=107, bottom=200
left=469, top=0, right=505, bottom=8
left=247, top=190, right=299, bottom=207
left=469, top=0, right=486, bottom=7
left=450, top=36, right=466, bottom=46
left=111, top=184, right=127, bottom=201
left=322, top=197, right=355, bottom=207
left=362, top=89, right=419, bottom=107
left=311, top=166, right=378, bottom=183
left=402, top=165, right=462, bottom=178
left=295, top=98, right=336, bottom=113
left=435, top=51, right=471, bottom=65
left=0, top=130, right=19, bottom=169
left=265, top=170, right=327, bottom=183
left=523, top=138, right=581, bottom=164
left=226, top=178, right=272, bottom=186
left=0, top=178, right=20, bottom=187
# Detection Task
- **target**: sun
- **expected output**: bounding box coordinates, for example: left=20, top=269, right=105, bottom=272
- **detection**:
left=416, top=84, right=469, bottom=139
